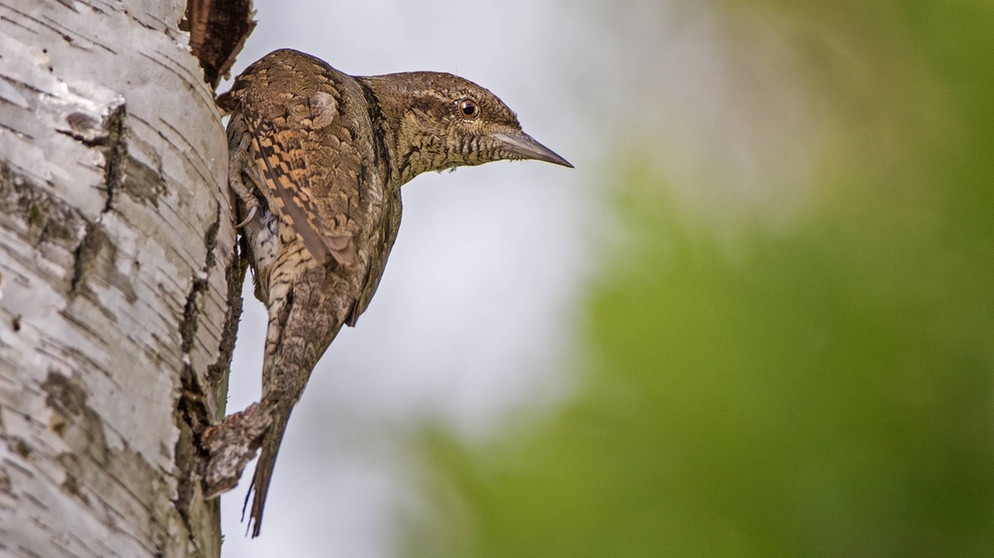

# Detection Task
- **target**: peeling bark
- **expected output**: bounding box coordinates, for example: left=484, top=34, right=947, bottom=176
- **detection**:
left=183, top=0, right=256, bottom=89
left=0, top=0, right=244, bottom=556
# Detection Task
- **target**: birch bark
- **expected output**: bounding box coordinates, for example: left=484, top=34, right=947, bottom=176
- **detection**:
left=0, top=0, right=239, bottom=556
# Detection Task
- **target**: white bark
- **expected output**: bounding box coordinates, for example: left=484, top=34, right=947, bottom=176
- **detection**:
left=0, top=0, right=236, bottom=556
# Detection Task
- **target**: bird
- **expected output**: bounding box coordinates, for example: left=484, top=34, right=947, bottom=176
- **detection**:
left=223, top=48, right=572, bottom=537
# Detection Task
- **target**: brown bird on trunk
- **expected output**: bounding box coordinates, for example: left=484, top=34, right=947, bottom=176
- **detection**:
left=224, top=48, right=571, bottom=537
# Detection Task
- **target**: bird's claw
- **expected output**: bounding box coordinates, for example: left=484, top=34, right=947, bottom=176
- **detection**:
left=235, top=204, right=257, bottom=228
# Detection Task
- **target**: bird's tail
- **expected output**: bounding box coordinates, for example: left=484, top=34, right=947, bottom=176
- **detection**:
left=242, top=267, right=344, bottom=537
left=243, top=399, right=293, bottom=538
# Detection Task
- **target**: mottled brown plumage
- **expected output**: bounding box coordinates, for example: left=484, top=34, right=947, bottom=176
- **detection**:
left=225, top=48, right=571, bottom=537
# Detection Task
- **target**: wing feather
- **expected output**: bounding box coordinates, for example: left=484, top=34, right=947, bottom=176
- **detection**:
left=231, top=50, right=375, bottom=267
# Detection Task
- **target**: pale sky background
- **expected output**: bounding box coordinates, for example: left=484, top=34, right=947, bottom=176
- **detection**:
left=219, top=1, right=813, bottom=556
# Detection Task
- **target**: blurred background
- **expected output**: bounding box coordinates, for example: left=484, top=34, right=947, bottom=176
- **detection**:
left=220, top=1, right=994, bottom=556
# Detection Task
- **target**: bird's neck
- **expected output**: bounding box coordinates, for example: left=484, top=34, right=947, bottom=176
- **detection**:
left=353, top=76, right=399, bottom=188
left=356, top=74, right=447, bottom=186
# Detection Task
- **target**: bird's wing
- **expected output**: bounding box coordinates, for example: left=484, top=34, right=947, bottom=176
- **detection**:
left=345, top=189, right=402, bottom=326
left=233, top=50, right=377, bottom=267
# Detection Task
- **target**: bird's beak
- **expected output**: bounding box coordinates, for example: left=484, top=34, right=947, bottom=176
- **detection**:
left=492, top=131, right=574, bottom=168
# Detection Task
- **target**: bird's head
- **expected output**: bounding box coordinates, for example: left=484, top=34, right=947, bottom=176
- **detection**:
left=359, top=72, right=572, bottom=183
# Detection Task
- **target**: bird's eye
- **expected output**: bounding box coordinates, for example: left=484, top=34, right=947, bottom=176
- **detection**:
left=458, top=99, right=480, bottom=119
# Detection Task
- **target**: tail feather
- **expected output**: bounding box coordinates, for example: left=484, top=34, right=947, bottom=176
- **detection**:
left=242, top=264, right=346, bottom=537
left=243, top=402, right=293, bottom=537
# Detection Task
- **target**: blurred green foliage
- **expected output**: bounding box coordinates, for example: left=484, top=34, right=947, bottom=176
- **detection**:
left=405, top=1, right=994, bottom=556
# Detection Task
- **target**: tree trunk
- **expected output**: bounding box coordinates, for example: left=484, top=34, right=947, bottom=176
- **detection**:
left=0, top=1, right=242, bottom=556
